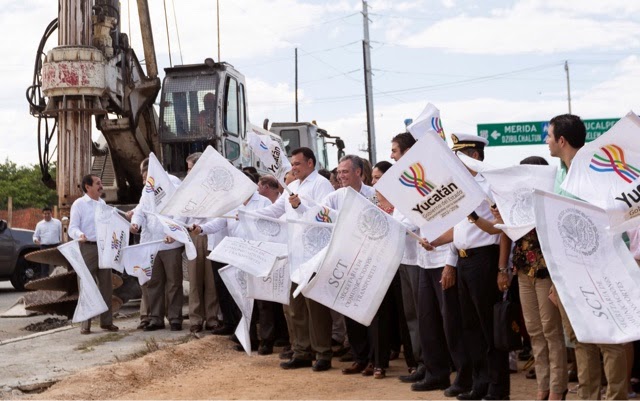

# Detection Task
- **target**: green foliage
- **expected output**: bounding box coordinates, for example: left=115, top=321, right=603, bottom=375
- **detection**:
left=0, top=159, right=57, bottom=209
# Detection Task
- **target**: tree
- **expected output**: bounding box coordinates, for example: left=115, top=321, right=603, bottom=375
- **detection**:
left=0, top=159, right=57, bottom=209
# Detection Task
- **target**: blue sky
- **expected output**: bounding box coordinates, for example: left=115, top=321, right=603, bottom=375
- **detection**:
left=1, top=0, right=639, bottom=169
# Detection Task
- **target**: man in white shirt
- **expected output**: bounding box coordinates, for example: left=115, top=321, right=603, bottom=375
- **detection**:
left=33, top=206, right=62, bottom=277
left=254, top=147, right=335, bottom=372
left=68, top=174, right=117, bottom=335
left=425, top=134, right=508, bottom=400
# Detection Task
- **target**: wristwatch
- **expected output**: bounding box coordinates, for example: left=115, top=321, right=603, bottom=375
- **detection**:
left=467, top=211, right=479, bottom=223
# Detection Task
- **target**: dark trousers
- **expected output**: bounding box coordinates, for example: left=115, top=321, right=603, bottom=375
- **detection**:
left=389, top=270, right=417, bottom=368
left=40, top=244, right=59, bottom=277
left=257, top=300, right=289, bottom=345
left=212, top=260, right=241, bottom=329
left=457, top=245, right=509, bottom=397
left=418, top=266, right=472, bottom=388
left=346, top=316, right=370, bottom=365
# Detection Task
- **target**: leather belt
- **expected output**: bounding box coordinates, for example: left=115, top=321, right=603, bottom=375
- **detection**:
left=457, top=245, right=497, bottom=258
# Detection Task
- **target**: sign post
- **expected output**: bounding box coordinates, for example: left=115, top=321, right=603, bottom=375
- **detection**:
left=478, top=118, right=619, bottom=146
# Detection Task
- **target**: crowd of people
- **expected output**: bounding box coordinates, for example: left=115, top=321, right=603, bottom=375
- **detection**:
left=56, top=113, right=640, bottom=400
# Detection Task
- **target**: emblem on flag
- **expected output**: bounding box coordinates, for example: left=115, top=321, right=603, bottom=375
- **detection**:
left=357, top=207, right=390, bottom=240
left=399, top=163, right=436, bottom=196
left=315, top=207, right=333, bottom=223
left=145, top=177, right=156, bottom=192
left=255, top=219, right=282, bottom=237
left=557, top=209, right=599, bottom=257
left=432, top=117, right=445, bottom=140
left=203, top=167, right=234, bottom=191
left=589, top=144, right=640, bottom=184
left=110, top=232, right=121, bottom=249
left=259, top=141, right=268, bottom=150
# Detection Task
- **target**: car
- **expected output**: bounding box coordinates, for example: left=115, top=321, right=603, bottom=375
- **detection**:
left=0, top=219, right=41, bottom=290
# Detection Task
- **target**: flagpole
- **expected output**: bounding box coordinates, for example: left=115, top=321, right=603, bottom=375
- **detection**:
left=406, top=229, right=426, bottom=245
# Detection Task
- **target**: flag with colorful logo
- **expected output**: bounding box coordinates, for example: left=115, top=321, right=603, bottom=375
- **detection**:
left=374, top=132, right=486, bottom=241
left=533, top=189, right=640, bottom=343
left=94, top=202, right=113, bottom=270
left=160, top=146, right=257, bottom=218
left=152, top=213, right=197, bottom=260
left=219, top=265, right=254, bottom=355
left=58, top=241, right=109, bottom=323
left=121, top=240, right=162, bottom=285
left=142, top=152, right=178, bottom=212
left=479, top=164, right=557, bottom=241
left=238, top=210, right=288, bottom=244
left=247, top=125, right=292, bottom=185
left=301, top=187, right=406, bottom=326
left=561, top=112, right=640, bottom=232
left=100, top=209, right=131, bottom=272
left=407, top=103, right=446, bottom=141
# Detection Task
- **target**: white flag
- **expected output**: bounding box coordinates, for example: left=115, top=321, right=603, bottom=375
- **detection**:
left=407, top=103, right=446, bottom=141
left=152, top=214, right=197, bottom=260
left=287, top=219, right=333, bottom=284
left=100, top=210, right=131, bottom=272
left=247, top=125, right=292, bottom=184
left=95, top=203, right=113, bottom=269
left=160, top=146, right=257, bottom=218
left=561, top=112, right=640, bottom=232
left=246, top=258, right=291, bottom=305
left=374, top=131, right=486, bottom=241
left=533, top=189, right=640, bottom=344
left=144, top=152, right=178, bottom=212
left=301, top=188, right=406, bottom=326
left=208, top=236, right=287, bottom=277
left=238, top=210, right=288, bottom=244
left=121, top=241, right=162, bottom=285
left=480, top=164, right=557, bottom=241
left=219, top=265, right=254, bottom=355
left=58, top=241, right=108, bottom=323
left=301, top=204, right=339, bottom=224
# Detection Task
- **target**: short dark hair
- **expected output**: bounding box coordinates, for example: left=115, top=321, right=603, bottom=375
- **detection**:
left=520, top=156, right=549, bottom=166
left=186, top=152, right=202, bottom=164
left=243, top=166, right=258, bottom=175
left=42, top=206, right=52, bottom=213
left=291, top=147, right=316, bottom=167
left=318, top=168, right=331, bottom=180
left=549, top=114, right=586, bottom=149
left=339, top=154, right=364, bottom=173
left=243, top=171, right=259, bottom=184
left=81, top=174, right=98, bottom=193
left=374, top=160, right=393, bottom=174
left=259, top=175, right=279, bottom=190
left=391, top=132, right=416, bottom=154
left=458, top=147, right=484, bottom=161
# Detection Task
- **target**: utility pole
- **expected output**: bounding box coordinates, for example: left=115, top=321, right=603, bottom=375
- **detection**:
left=295, top=48, right=299, bottom=122
left=217, top=0, right=221, bottom=61
left=362, top=0, right=376, bottom=164
left=565, top=60, right=572, bottom=114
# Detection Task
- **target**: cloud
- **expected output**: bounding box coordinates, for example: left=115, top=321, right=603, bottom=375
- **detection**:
left=394, top=0, right=640, bottom=54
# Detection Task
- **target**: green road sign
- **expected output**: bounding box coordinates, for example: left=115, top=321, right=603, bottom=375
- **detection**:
left=477, top=118, right=619, bottom=146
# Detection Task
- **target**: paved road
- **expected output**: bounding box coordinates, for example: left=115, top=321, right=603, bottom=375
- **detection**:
left=0, top=282, right=58, bottom=342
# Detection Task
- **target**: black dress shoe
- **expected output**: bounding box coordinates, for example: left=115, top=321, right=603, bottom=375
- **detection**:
left=211, top=326, right=234, bottom=335
left=170, top=323, right=182, bottom=331
left=400, top=364, right=426, bottom=383
left=457, top=390, right=487, bottom=400
left=312, top=359, right=332, bottom=372
left=280, top=358, right=313, bottom=369
left=258, top=343, right=274, bottom=355
left=233, top=343, right=258, bottom=352
left=279, top=346, right=294, bottom=360
left=143, top=323, right=165, bottom=332
left=411, top=378, right=450, bottom=392
left=444, top=385, right=471, bottom=397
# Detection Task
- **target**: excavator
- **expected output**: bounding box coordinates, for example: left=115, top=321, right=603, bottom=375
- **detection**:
left=22, top=0, right=343, bottom=316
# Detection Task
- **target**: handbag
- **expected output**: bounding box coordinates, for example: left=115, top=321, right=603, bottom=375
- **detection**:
left=493, top=298, right=523, bottom=352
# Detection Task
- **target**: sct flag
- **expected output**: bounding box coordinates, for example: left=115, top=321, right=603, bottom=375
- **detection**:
left=58, top=241, right=109, bottom=323
left=219, top=265, right=254, bottom=355
left=160, top=146, right=256, bottom=218
left=301, top=188, right=406, bottom=326
left=247, top=125, right=291, bottom=184
left=374, top=132, right=485, bottom=241
left=143, top=152, right=177, bottom=212
left=208, top=237, right=287, bottom=277
left=238, top=210, right=288, bottom=244
left=121, top=241, right=161, bottom=285
left=533, top=189, right=640, bottom=344
left=561, top=112, right=640, bottom=232
left=407, top=103, right=446, bottom=141
left=481, top=164, right=557, bottom=241
left=153, top=214, right=197, bottom=261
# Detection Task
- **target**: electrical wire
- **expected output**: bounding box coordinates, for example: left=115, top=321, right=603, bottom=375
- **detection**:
left=163, top=0, right=172, bottom=67
left=171, top=0, right=184, bottom=64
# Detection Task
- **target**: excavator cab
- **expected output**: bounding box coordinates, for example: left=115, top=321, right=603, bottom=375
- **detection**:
left=158, top=59, right=249, bottom=177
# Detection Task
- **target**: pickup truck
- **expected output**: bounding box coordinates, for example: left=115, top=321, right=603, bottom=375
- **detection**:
left=0, top=220, right=40, bottom=290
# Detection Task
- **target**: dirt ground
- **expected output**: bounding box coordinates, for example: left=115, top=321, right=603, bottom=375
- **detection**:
left=24, top=333, right=558, bottom=400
